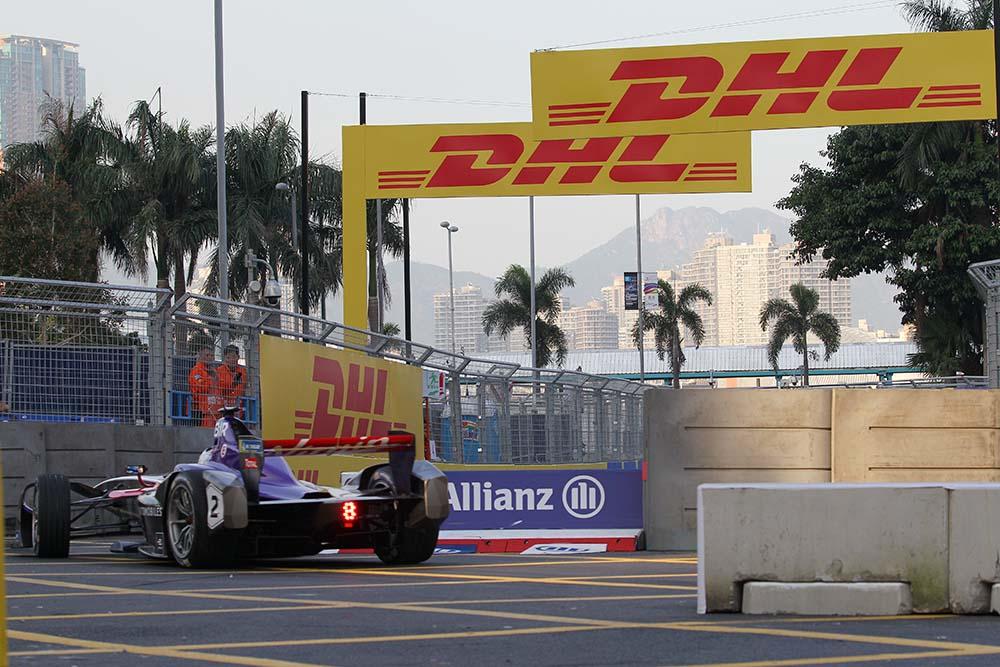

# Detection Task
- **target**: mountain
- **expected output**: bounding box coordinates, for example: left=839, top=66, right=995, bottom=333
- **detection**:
left=561, top=206, right=793, bottom=307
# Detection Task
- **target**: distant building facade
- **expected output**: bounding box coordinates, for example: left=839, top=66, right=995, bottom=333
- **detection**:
left=558, top=300, right=618, bottom=351
left=0, top=35, right=86, bottom=148
left=434, top=284, right=488, bottom=355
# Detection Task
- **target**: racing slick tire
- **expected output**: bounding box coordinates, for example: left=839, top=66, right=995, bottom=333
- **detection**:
left=375, top=526, right=439, bottom=565
left=32, top=474, right=71, bottom=558
left=165, top=472, right=240, bottom=568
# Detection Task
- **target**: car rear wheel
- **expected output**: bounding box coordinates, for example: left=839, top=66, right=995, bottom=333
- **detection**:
left=375, top=526, right=439, bottom=565
left=32, top=474, right=71, bottom=558
left=165, top=472, right=239, bottom=568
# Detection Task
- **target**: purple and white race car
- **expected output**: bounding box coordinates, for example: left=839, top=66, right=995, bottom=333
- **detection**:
left=17, top=408, right=449, bottom=567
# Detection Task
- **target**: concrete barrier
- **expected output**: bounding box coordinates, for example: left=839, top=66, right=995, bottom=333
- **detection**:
left=644, top=389, right=832, bottom=550
left=948, top=485, right=1000, bottom=613
left=0, top=422, right=211, bottom=522
left=742, top=582, right=912, bottom=616
left=645, top=388, right=1000, bottom=550
left=699, top=482, right=1000, bottom=615
left=697, top=484, right=950, bottom=614
left=831, top=390, right=1000, bottom=483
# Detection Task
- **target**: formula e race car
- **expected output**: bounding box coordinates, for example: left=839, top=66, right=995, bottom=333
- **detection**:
left=16, top=408, right=449, bottom=567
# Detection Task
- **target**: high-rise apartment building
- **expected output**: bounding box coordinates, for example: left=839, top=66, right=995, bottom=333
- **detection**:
left=558, top=300, right=618, bottom=350
left=434, top=284, right=488, bottom=355
left=715, top=232, right=778, bottom=346
left=777, top=243, right=851, bottom=327
left=679, top=233, right=732, bottom=346
left=0, top=36, right=86, bottom=148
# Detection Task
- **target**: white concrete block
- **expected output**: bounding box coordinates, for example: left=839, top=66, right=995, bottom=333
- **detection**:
left=698, top=484, right=950, bottom=614
left=947, top=485, right=1000, bottom=614
left=742, top=582, right=912, bottom=616
left=992, top=584, right=1000, bottom=614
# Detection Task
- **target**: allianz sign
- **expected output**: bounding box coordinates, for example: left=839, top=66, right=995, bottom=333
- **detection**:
left=441, top=470, right=642, bottom=530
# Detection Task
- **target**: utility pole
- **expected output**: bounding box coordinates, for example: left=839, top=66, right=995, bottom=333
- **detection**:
left=214, top=0, right=228, bottom=303
left=636, top=194, right=645, bottom=384
left=403, top=199, right=412, bottom=342
left=300, top=90, right=310, bottom=317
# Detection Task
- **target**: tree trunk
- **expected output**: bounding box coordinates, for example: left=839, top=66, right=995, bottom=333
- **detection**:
left=802, top=345, right=810, bottom=387
left=367, top=244, right=378, bottom=333
left=173, top=249, right=186, bottom=300
left=672, top=336, right=682, bottom=389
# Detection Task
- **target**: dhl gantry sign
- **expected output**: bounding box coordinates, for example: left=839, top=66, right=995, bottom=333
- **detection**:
left=340, top=121, right=750, bottom=328
left=530, top=30, right=996, bottom=139
left=352, top=121, right=751, bottom=197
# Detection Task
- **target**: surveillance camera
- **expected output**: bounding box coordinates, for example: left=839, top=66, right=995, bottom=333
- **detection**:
left=262, top=279, right=283, bottom=307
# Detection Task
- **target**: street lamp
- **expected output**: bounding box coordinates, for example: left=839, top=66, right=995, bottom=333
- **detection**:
left=275, top=183, right=298, bottom=315
left=440, top=221, right=459, bottom=354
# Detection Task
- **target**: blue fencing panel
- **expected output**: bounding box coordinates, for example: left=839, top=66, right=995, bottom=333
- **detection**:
left=441, top=469, right=642, bottom=530
left=10, top=345, right=138, bottom=422
left=438, top=414, right=501, bottom=463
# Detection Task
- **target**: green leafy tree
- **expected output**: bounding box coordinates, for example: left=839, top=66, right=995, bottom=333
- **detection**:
left=1, top=98, right=137, bottom=279
left=482, top=264, right=575, bottom=368
left=0, top=178, right=97, bottom=281
left=778, top=0, right=998, bottom=376
left=760, top=283, right=842, bottom=387
left=631, top=280, right=712, bottom=389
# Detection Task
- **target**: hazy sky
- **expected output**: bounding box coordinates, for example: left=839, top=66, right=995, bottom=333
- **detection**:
left=9, top=0, right=911, bottom=280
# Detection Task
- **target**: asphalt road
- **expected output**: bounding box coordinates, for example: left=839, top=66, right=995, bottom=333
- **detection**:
left=4, top=540, right=1000, bottom=666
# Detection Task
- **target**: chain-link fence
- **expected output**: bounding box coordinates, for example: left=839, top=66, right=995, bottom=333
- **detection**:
left=0, top=277, right=647, bottom=464
left=969, top=259, right=1000, bottom=389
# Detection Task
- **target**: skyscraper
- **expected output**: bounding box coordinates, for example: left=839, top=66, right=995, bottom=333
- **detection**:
left=558, top=300, right=618, bottom=350
left=777, top=243, right=852, bottom=328
left=0, top=35, right=86, bottom=148
left=433, top=284, right=488, bottom=355
left=714, top=232, right=778, bottom=346
left=679, top=233, right=732, bottom=346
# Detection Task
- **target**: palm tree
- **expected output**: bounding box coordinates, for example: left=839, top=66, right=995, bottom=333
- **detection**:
left=632, top=280, right=712, bottom=389
left=124, top=100, right=216, bottom=298
left=206, top=111, right=342, bottom=308
left=366, top=198, right=404, bottom=331
left=482, top=264, right=575, bottom=368
left=760, top=283, right=841, bottom=387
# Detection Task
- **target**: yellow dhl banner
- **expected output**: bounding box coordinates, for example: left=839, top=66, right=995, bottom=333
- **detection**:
left=348, top=121, right=751, bottom=196
left=530, top=30, right=996, bottom=138
left=259, top=335, right=423, bottom=451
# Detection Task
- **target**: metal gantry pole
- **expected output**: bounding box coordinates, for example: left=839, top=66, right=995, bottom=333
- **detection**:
left=403, top=199, right=412, bottom=342
left=529, top=196, right=537, bottom=369
left=213, top=0, right=228, bottom=303
left=300, top=90, right=310, bottom=317
left=636, top=194, right=645, bottom=384
left=376, top=198, right=384, bottom=332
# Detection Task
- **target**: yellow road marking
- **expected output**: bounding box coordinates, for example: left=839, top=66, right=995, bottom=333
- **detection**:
left=298, top=567, right=698, bottom=591
left=7, top=629, right=327, bottom=666
left=401, top=593, right=697, bottom=606
left=667, top=649, right=983, bottom=667
left=7, top=602, right=349, bottom=622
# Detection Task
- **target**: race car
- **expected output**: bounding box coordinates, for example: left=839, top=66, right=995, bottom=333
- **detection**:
left=16, top=408, right=449, bottom=567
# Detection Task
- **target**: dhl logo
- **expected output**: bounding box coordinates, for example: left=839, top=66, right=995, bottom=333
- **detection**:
left=292, top=357, right=407, bottom=440
left=376, top=133, right=739, bottom=191
left=547, top=47, right=982, bottom=128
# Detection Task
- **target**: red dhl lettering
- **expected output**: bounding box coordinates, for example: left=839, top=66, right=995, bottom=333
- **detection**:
left=547, top=47, right=981, bottom=127
left=292, top=358, right=407, bottom=440
left=376, top=134, right=738, bottom=190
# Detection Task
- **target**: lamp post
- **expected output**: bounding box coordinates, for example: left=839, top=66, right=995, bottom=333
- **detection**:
left=275, top=183, right=298, bottom=315
left=440, top=221, right=459, bottom=354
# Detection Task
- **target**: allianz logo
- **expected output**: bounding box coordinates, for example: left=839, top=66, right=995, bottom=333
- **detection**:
left=447, top=475, right=605, bottom=519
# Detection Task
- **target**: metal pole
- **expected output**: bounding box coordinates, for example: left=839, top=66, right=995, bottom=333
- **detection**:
left=290, top=195, right=298, bottom=315
left=403, top=199, right=412, bottom=341
left=529, top=196, right=537, bottom=369
left=376, top=198, right=384, bottom=332
left=636, top=194, right=645, bottom=384
left=447, top=229, right=456, bottom=354
left=300, top=90, right=310, bottom=317
left=213, top=0, right=228, bottom=302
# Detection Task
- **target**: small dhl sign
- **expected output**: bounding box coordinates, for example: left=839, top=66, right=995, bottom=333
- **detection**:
left=350, top=121, right=751, bottom=196
left=530, top=30, right=996, bottom=139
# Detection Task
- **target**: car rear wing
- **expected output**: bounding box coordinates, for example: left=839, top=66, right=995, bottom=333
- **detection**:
left=261, top=432, right=417, bottom=492
left=261, top=434, right=414, bottom=457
